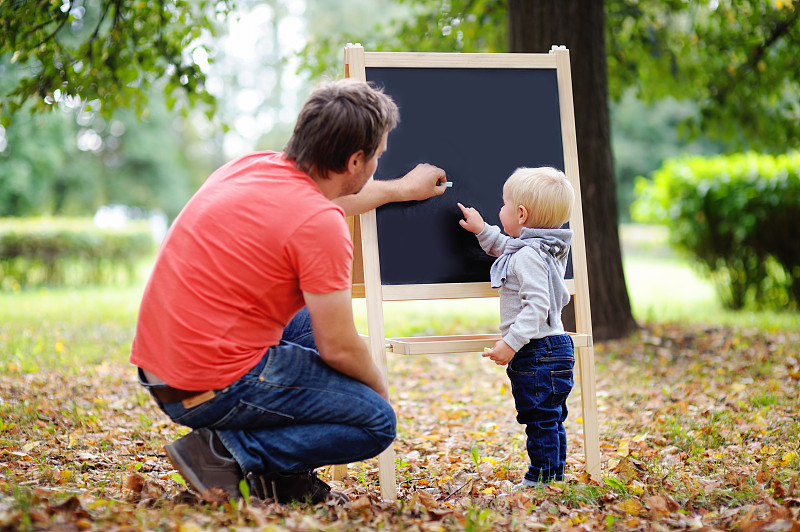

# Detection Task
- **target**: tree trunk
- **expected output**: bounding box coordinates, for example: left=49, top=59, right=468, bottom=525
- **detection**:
left=508, top=0, right=637, bottom=341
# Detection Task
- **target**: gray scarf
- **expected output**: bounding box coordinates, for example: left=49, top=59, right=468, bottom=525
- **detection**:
left=489, top=227, right=573, bottom=326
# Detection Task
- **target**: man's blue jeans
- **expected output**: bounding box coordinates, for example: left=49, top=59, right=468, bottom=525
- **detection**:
left=506, top=334, right=574, bottom=483
left=140, top=309, right=396, bottom=477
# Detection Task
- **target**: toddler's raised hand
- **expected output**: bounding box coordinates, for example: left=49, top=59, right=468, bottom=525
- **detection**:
left=457, top=202, right=485, bottom=234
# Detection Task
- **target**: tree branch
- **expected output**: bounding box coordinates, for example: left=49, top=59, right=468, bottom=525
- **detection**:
left=30, top=1, right=71, bottom=48
left=89, top=0, right=115, bottom=43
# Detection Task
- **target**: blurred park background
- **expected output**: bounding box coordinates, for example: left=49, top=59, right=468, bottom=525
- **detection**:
left=2, top=0, right=799, bottom=348
left=2, top=5, right=800, bottom=530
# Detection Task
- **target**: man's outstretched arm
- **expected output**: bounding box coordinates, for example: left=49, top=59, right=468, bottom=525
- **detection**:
left=333, top=163, right=448, bottom=217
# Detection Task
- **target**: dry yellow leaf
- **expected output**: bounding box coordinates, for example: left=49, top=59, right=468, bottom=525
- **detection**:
left=617, top=440, right=630, bottom=457
left=616, top=498, right=645, bottom=516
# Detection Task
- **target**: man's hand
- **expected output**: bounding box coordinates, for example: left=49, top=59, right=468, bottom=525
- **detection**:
left=482, top=340, right=515, bottom=366
left=457, top=202, right=486, bottom=234
left=303, top=289, right=389, bottom=400
left=396, top=163, right=448, bottom=202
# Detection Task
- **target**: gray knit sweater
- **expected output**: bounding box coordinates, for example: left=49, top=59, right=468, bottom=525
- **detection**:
left=476, top=224, right=573, bottom=352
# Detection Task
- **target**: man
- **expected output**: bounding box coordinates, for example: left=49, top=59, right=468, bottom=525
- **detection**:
left=130, top=79, right=447, bottom=503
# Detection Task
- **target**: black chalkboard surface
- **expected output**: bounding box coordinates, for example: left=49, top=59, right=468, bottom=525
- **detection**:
left=367, top=66, right=572, bottom=285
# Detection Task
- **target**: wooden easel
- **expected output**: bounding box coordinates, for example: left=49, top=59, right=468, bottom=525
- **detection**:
left=338, top=44, right=600, bottom=501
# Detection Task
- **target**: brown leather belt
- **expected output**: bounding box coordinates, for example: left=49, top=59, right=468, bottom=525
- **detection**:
left=150, top=387, right=216, bottom=408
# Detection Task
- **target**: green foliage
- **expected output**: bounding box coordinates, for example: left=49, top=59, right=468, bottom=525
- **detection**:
left=298, top=0, right=420, bottom=80
left=299, top=0, right=504, bottom=79
left=608, top=0, right=800, bottom=152
left=378, top=0, right=507, bottom=53
left=0, top=0, right=235, bottom=126
left=0, top=107, right=97, bottom=216
left=96, top=103, right=205, bottom=220
left=0, top=88, right=211, bottom=219
left=0, top=217, right=155, bottom=288
left=611, top=91, right=724, bottom=221
left=632, top=152, right=800, bottom=310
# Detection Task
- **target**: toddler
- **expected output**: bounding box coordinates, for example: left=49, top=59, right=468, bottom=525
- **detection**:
left=457, top=166, right=575, bottom=486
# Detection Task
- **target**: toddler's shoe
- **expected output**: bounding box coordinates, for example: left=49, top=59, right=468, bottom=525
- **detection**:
left=514, top=478, right=540, bottom=491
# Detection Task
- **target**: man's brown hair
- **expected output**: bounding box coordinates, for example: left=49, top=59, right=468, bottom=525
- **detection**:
left=284, top=79, right=399, bottom=178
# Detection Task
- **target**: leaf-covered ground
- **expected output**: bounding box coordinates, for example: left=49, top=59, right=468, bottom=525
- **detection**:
left=1, top=323, right=799, bottom=531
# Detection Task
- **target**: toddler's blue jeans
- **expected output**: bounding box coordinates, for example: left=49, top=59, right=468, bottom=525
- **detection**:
left=506, top=334, right=574, bottom=483
left=141, top=308, right=397, bottom=477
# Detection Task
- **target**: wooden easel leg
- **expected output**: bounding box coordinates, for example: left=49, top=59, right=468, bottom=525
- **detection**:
left=355, top=206, right=399, bottom=500
left=377, top=444, right=397, bottom=501
left=332, top=464, right=348, bottom=481
left=577, top=345, right=601, bottom=480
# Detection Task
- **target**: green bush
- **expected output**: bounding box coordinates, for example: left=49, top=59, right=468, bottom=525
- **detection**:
left=632, top=152, right=800, bottom=310
left=0, top=218, right=156, bottom=289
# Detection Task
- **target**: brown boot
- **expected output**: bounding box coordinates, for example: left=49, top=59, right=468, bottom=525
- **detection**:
left=165, top=428, right=243, bottom=498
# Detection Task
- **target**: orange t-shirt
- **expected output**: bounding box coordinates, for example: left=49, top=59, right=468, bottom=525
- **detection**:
left=130, top=152, right=353, bottom=390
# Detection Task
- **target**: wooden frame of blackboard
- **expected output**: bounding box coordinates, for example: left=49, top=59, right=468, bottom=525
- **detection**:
left=339, top=44, right=599, bottom=501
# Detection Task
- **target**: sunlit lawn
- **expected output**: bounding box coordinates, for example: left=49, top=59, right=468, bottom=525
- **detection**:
left=1, top=284, right=143, bottom=372
left=620, top=224, right=799, bottom=332
left=1, top=224, right=797, bottom=374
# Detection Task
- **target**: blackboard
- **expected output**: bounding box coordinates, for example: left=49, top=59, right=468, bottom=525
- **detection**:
left=367, top=67, right=573, bottom=285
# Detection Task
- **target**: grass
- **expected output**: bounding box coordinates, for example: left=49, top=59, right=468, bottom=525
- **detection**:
left=0, top=285, right=142, bottom=371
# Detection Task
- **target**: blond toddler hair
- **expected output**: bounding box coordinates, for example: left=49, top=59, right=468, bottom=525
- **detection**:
left=504, top=167, right=574, bottom=229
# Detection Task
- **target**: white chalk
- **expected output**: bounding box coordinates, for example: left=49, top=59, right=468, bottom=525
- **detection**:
left=443, top=182, right=453, bottom=187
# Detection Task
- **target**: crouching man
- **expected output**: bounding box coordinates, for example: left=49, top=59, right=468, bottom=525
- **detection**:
left=130, top=79, right=447, bottom=503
